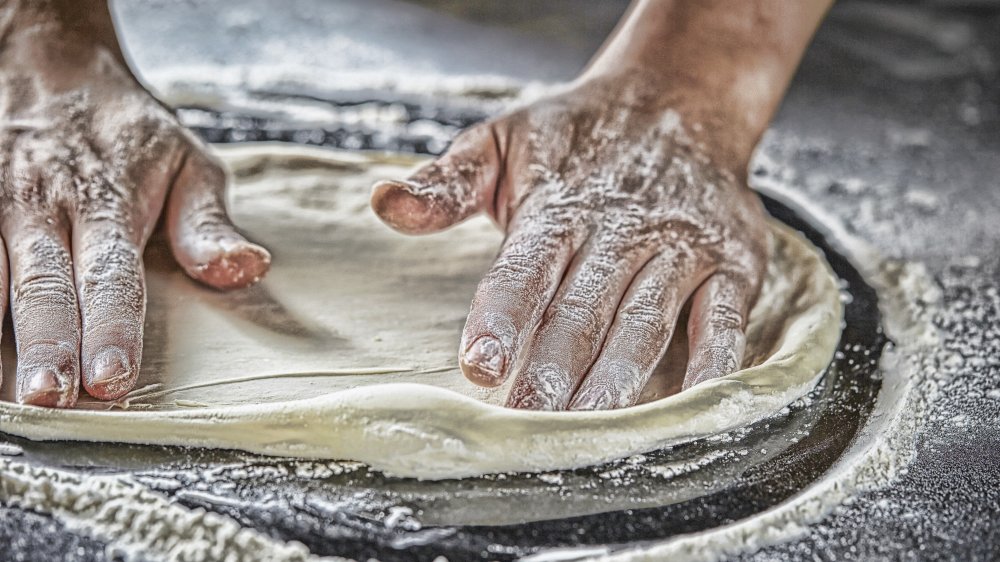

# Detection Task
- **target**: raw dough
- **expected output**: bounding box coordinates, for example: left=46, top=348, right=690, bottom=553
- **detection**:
left=0, top=143, right=842, bottom=479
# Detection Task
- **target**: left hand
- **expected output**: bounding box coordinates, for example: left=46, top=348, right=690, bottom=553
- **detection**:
left=371, top=76, right=769, bottom=410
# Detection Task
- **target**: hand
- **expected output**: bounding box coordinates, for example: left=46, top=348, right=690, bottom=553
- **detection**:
left=372, top=77, right=769, bottom=410
left=0, top=12, right=270, bottom=407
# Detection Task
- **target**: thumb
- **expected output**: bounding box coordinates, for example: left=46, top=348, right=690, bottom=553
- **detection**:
left=166, top=150, right=271, bottom=290
left=371, top=123, right=501, bottom=234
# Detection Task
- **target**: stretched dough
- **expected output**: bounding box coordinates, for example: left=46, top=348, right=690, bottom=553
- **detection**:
left=0, top=143, right=842, bottom=479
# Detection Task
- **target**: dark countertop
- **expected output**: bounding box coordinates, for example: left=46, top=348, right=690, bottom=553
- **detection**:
left=1, top=1, right=997, bottom=560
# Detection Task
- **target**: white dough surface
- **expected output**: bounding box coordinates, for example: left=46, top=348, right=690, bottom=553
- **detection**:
left=0, top=143, right=842, bottom=479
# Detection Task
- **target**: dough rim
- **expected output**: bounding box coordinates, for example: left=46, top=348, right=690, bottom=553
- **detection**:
left=0, top=144, right=843, bottom=480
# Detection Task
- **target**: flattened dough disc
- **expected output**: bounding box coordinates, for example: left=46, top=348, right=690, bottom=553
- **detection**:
left=0, top=143, right=842, bottom=479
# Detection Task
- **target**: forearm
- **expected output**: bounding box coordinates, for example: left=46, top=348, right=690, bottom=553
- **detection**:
left=582, top=0, right=832, bottom=170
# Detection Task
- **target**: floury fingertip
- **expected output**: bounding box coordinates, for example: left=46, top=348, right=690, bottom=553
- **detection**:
left=19, top=368, right=66, bottom=407
left=460, top=335, right=507, bottom=387
left=87, top=347, right=133, bottom=398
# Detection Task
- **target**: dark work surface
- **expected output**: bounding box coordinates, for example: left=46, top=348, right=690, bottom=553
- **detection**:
left=0, top=177, right=884, bottom=562
left=1, top=0, right=999, bottom=560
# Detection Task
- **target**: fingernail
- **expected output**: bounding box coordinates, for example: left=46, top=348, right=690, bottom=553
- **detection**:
left=568, top=388, right=613, bottom=411
left=371, top=179, right=446, bottom=234
left=381, top=179, right=421, bottom=193
left=461, top=336, right=507, bottom=386
left=372, top=179, right=421, bottom=203
left=217, top=237, right=267, bottom=259
left=199, top=239, right=271, bottom=290
left=90, top=347, right=131, bottom=391
left=507, top=390, right=559, bottom=411
left=506, top=366, right=570, bottom=410
left=19, top=368, right=62, bottom=406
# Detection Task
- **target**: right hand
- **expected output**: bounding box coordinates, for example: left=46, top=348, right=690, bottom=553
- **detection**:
left=0, top=10, right=270, bottom=407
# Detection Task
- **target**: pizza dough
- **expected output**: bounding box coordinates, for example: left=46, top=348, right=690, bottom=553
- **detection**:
left=0, top=143, right=842, bottom=480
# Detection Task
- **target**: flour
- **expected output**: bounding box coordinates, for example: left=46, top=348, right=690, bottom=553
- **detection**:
left=0, top=442, right=23, bottom=456
left=0, top=460, right=344, bottom=562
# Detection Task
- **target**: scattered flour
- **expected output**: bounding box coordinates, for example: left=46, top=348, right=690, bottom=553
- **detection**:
left=0, top=443, right=23, bottom=457
left=0, top=460, right=345, bottom=562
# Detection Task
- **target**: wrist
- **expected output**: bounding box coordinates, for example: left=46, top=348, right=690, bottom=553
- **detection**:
left=572, top=69, right=763, bottom=175
left=2, top=0, right=126, bottom=66
left=579, top=0, right=832, bottom=171
left=0, top=0, right=142, bottom=97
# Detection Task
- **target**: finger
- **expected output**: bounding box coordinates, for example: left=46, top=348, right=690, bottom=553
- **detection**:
left=459, top=213, right=582, bottom=387
left=166, top=150, right=271, bottom=290
left=0, top=235, right=7, bottom=387
left=682, top=272, right=755, bottom=390
left=505, top=238, right=649, bottom=410
left=568, top=251, right=707, bottom=410
left=3, top=220, right=81, bottom=407
left=73, top=218, right=145, bottom=400
left=371, top=123, right=501, bottom=234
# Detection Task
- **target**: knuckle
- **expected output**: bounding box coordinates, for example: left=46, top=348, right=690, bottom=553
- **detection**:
left=730, top=232, right=768, bottom=266
left=604, top=359, right=643, bottom=381
left=178, top=155, right=228, bottom=204
left=175, top=159, right=232, bottom=231
left=82, top=322, right=144, bottom=349
left=77, top=241, right=145, bottom=330
left=512, top=209, right=577, bottom=240
left=717, top=265, right=761, bottom=301
left=14, top=270, right=77, bottom=309
left=484, top=253, right=545, bottom=291
left=12, top=239, right=76, bottom=308
left=544, top=298, right=601, bottom=340
left=19, top=337, right=77, bottom=357
left=4, top=163, right=50, bottom=211
left=114, top=107, right=180, bottom=147
left=706, top=301, right=745, bottom=331
left=78, top=237, right=143, bottom=295
left=17, top=338, right=79, bottom=375
left=619, top=301, right=667, bottom=341
left=571, top=259, right=618, bottom=296
left=594, top=359, right=645, bottom=398
left=75, top=176, right=135, bottom=225
left=182, top=183, right=228, bottom=219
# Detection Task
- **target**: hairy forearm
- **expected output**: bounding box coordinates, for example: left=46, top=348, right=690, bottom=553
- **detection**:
left=583, top=0, right=833, bottom=169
